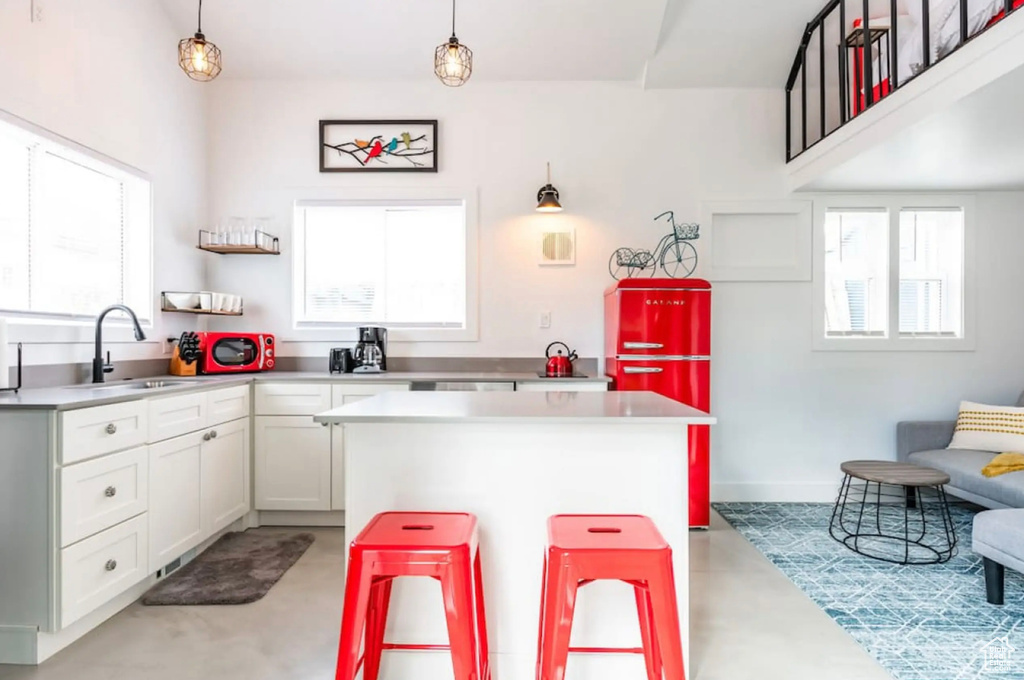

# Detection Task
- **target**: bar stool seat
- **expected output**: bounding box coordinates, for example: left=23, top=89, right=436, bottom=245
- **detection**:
left=537, top=514, right=685, bottom=680
left=335, top=512, right=490, bottom=680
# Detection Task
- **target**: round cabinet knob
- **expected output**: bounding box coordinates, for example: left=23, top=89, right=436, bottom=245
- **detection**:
left=105, top=423, right=117, bottom=435
left=210, top=430, right=217, bottom=439
left=104, top=486, right=117, bottom=498
left=321, top=421, right=329, bottom=427
left=105, top=559, right=117, bottom=572
left=203, top=432, right=212, bottom=441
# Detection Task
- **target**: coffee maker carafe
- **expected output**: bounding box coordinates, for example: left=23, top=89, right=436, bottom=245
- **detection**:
left=352, top=326, right=387, bottom=373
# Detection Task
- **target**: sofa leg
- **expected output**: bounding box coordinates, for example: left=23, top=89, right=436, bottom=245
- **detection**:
left=904, top=486, right=917, bottom=509
left=983, top=557, right=1005, bottom=606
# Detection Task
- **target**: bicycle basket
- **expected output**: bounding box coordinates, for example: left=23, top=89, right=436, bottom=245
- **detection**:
left=673, top=223, right=700, bottom=240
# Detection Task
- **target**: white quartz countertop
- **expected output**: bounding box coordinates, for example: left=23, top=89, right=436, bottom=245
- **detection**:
left=314, top=391, right=715, bottom=425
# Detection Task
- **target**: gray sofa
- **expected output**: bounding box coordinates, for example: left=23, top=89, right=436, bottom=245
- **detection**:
left=897, top=406, right=1024, bottom=605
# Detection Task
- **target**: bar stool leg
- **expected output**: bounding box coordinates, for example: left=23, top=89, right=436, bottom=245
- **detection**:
left=647, top=558, right=685, bottom=680
left=473, top=550, right=492, bottom=680
left=335, top=555, right=373, bottom=680
left=363, top=577, right=394, bottom=680
left=539, top=557, right=578, bottom=680
left=441, top=558, right=481, bottom=680
left=634, top=584, right=663, bottom=680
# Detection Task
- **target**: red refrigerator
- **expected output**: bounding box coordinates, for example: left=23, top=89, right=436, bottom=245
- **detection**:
left=604, top=279, right=712, bottom=528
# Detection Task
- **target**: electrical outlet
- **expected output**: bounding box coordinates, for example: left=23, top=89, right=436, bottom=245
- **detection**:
left=161, top=337, right=175, bottom=356
left=539, top=312, right=552, bottom=329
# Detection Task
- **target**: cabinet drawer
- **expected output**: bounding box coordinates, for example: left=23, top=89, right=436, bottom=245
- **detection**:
left=60, top=446, right=149, bottom=547
left=60, top=514, right=148, bottom=628
left=255, top=384, right=332, bottom=416
left=207, top=385, right=250, bottom=425
left=148, top=392, right=208, bottom=443
left=331, top=383, right=410, bottom=403
left=61, top=400, right=148, bottom=465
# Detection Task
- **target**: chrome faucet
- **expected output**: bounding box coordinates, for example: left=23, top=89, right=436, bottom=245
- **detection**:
left=93, top=305, right=147, bottom=383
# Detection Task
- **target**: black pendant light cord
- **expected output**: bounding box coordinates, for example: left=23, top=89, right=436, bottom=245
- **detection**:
left=197, top=0, right=204, bottom=34
left=451, top=0, right=457, bottom=38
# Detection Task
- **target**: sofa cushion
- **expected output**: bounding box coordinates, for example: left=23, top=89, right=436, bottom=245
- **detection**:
left=948, top=401, right=1024, bottom=453
left=909, top=449, right=1024, bottom=508
left=973, top=509, right=1024, bottom=574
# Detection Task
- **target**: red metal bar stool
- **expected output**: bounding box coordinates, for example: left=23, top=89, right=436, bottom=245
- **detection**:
left=536, top=514, right=685, bottom=680
left=335, top=512, right=490, bottom=680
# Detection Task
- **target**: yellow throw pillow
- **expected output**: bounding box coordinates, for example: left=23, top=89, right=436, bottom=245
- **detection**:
left=982, top=452, right=1024, bottom=478
left=948, top=401, right=1024, bottom=453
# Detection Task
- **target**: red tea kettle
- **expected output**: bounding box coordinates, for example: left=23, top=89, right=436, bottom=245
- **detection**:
left=545, top=342, right=578, bottom=378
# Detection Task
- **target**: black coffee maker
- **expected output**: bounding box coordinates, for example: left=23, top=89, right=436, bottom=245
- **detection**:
left=352, top=326, right=387, bottom=373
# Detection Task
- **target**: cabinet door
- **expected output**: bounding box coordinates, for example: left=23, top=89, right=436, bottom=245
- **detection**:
left=255, top=384, right=332, bottom=416
left=254, top=416, right=331, bottom=511
left=207, top=385, right=250, bottom=426
left=329, top=385, right=411, bottom=511
left=60, top=446, right=149, bottom=547
left=148, top=431, right=203, bottom=569
left=201, top=418, right=250, bottom=536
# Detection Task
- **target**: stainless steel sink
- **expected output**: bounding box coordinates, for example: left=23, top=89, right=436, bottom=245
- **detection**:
left=76, top=380, right=192, bottom=390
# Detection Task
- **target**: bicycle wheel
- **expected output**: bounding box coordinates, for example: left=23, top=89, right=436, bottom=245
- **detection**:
left=608, top=248, right=636, bottom=280
left=660, top=240, right=697, bottom=278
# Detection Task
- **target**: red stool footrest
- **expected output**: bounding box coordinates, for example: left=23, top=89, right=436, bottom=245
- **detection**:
left=537, top=514, right=685, bottom=680
left=335, top=512, right=491, bottom=680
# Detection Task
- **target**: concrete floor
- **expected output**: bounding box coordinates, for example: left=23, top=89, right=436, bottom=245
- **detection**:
left=0, top=513, right=891, bottom=680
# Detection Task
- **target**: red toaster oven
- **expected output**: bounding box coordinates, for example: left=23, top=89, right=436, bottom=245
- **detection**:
left=197, top=332, right=275, bottom=374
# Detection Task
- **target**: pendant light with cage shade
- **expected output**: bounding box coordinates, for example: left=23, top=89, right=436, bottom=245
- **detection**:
left=179, top=0, right=222, bottom=82
left=434, top=0, right=473, bottom=86
left=536, top=163, right=563, bottom=213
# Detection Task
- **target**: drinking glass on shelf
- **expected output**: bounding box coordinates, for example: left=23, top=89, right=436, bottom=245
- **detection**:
left=228, top=217, right=246, bottom=246
left=254, top=217, right=272, bottom=249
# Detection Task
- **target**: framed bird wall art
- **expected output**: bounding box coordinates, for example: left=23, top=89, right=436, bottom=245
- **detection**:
left=319, top=119, right=439, bottom=173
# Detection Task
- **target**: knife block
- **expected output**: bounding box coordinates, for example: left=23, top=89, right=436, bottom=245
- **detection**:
left=169, top=346, right=198, bottom=377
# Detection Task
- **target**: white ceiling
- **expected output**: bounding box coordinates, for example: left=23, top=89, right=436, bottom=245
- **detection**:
left=156, top=0, right=824, bottom=86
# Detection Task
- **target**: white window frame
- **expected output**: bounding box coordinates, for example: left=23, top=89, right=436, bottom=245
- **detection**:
left=812, top=194, right=975, bottom=351
left=0, top=110, right=155, bottom=345
left=290, top=187, right=479, bottom=343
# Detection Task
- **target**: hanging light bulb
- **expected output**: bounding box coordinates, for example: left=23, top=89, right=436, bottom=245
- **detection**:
left=179, top=0, right=222, bottom=82
left=536, top=163, right=563, bottom=213
left=434, top=0, right=473, bottom=87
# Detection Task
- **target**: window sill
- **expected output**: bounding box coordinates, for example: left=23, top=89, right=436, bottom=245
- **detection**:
left=812, top=336, right=975, bottom=352
left=4, top=315, right=156, bottom=345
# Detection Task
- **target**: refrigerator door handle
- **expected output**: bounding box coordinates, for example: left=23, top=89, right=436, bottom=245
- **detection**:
left=622, top=366, right=664, bottom=374
left=623, top=342, right=664, bottom=349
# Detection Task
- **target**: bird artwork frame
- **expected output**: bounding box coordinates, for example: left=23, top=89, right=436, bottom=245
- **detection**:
left=319, top=119, right=439, bottom=173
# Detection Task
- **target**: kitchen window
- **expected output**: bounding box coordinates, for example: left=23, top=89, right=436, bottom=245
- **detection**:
left=292, top=196, right=477, bottom=341
left=0, top=114, right=153, bottom=323
left=813, top=196, right=973, bottom=351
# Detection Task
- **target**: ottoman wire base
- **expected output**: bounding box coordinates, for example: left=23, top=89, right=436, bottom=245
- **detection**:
left=829, top=473, right=958, bottom=565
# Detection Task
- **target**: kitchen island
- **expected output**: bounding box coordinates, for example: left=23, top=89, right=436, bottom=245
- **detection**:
left=314, top=390, right=714, bottom=680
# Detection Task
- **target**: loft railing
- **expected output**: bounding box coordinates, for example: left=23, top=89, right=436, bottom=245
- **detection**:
left=786, top=0, right=1021, bottom=162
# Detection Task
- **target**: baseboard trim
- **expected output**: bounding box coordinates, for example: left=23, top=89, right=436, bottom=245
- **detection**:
left=257, top=510, right=345, bottom=527
left=712, top=483, right=839, bottom=503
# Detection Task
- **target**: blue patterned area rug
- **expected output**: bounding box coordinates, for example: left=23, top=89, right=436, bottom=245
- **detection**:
left=714, top=503, right=1024, bottom=680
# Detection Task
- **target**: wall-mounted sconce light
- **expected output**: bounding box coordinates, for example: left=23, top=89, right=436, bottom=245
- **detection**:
left=536, top=162, right=563, bottom=213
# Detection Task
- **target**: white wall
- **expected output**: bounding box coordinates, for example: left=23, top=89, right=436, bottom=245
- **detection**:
left=0, top=0, right=207, bottom=366
left=207, top=79, right=1024, bottom=501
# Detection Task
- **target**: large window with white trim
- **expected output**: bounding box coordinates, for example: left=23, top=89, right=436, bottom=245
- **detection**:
left=815, top=196, right=971, bottom=350
left=292, top=200, right=470, bottom=334
left=0, top=116, right=153, bottom=322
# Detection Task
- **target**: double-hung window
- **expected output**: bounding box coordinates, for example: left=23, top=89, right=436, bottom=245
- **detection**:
left=0, top=115, right=153, bottom=323
left=814, top=196, right=972, bottom=350
left=292, top=195, right=477, bottom=341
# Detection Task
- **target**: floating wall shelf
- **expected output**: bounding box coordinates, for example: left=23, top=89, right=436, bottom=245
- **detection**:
left=160, top=308, right=243, bottom=317
left=160, top=292, right=244, bottom=316
left=198, top=229, right=280, bottom=255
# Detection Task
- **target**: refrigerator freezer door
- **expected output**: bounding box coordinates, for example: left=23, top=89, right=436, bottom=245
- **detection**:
left=616, top=358, right=711, bottom=528
left=615, top=288, right=711, bottom=358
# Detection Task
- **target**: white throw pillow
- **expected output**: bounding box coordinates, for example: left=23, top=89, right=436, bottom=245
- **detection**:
left=948, top=401, right=1024, bottom=453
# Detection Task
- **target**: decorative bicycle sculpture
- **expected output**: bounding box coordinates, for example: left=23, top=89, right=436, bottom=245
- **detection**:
left=608, top=211, right=700, bottom=280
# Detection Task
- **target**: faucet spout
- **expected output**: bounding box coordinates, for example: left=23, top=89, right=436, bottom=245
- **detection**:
left=93, top=305, right=147, bottom=383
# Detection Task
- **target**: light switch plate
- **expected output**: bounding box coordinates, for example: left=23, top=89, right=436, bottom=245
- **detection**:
left=539, top=312, right=552, bottom=329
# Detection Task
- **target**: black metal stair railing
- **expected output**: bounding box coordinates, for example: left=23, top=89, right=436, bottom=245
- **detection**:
left=786, top=0, right=1020, bottom=163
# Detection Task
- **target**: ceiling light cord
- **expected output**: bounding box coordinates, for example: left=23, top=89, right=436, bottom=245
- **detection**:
left=197, top=0, right=203, bottom=34
left=452, top=0, right=457, bottom=38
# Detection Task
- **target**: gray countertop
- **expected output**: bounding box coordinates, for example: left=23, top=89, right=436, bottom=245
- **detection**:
left=314, top=391, right=714, bottom=425
left=0, top=371, right=611, bottom=410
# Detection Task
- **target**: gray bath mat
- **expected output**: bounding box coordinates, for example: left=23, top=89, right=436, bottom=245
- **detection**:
left=142, top=531, right=315, bottom=606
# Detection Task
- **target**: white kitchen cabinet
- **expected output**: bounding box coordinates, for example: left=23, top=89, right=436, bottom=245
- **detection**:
left=514, top=381, right=609, bottom=392
left=201, top=417, right=250, bottom=537
left=255, top=383, right=331, bottom=416
left=59, top=446, right=149, bottom=548
left=207, top=385, right=250, bottom=423
left=61, top=400, right=148, bottom=465
left=148, top=431, right=203, bottom=570
left=254, top=416, right=331, bottom=511
left=148, top=391, right=207, bottom=442
left=329, top=384, right=410, bottom=511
